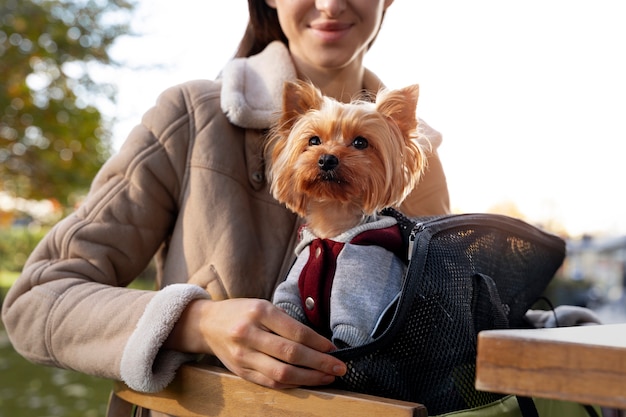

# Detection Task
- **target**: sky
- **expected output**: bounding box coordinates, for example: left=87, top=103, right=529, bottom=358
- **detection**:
left=97, top=1, right=626, bottom=237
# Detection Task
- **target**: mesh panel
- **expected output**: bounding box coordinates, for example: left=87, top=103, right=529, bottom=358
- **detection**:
left=332, top=214, right=565, bottom=416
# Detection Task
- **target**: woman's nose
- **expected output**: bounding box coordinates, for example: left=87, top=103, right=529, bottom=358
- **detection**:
left=315, top=0, right=347, bottom=18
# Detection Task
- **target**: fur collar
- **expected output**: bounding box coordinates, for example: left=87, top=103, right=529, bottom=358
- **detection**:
left=220, top=41, right=296, bottom=129
left=220, top=41, right=385, bottom=129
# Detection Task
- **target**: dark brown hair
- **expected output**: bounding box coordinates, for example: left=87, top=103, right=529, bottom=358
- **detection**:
left=234, top=1, right=288, bottom=58
left=234, top=0, right=386, bottom=58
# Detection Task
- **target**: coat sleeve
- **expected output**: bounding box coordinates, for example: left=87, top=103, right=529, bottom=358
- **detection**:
left=1, top=82, right=210, bottom=392
left=399, top=119, right=451, bottom=216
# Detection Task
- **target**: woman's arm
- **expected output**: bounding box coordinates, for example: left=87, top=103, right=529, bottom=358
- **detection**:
left=1, top=86, right=190, bottom=383
left=165, top=298, right=346, bottom=389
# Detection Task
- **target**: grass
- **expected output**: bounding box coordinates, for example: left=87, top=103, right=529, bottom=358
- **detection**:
left=0, top=328, right=112, bottom=417
left=0, top=316, right=112, bottom=417
left=0, top=270, right=155, bottom=416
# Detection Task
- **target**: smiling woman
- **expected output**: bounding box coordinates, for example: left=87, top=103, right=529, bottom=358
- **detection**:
left=2, top=1, right=625, bottom=417
left=2, top=2, right=451, bottom=416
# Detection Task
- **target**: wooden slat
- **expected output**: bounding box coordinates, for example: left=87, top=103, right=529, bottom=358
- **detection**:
left=113, top=364, right=427, bottom=417
left=476, top=323, right=626, bottom=410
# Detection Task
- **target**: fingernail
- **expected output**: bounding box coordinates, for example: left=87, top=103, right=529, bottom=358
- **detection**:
left=333, top=365, right=347, bottom=375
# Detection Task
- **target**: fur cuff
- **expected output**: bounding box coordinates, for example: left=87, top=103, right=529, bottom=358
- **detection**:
left=120, top=283, right=210, bottom=392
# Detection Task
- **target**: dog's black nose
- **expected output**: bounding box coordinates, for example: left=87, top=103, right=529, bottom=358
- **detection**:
left=318, top=154, right=339, bottom=171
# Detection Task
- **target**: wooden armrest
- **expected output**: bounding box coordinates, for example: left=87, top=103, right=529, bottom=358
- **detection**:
left=476, top=324, right=626, bottom=410
left=113, top=364, right=427, bottom=417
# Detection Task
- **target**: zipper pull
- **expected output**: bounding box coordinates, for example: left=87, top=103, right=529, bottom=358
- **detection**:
left=408, top=222, right=424, bottom=262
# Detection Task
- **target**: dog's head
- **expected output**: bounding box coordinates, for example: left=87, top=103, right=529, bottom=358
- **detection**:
left=266, top=80, right=425, bottom=219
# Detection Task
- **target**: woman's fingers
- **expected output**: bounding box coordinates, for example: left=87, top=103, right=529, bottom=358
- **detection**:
left=262, top=306, right=336, bottom=352
left=206, top=298, right=346, bottom=388
left=235, top=349, right=339, bottom=389
left=257, top=309, right=347, bottom=378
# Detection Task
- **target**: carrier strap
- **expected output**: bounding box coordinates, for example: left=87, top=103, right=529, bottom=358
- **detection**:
left=517, top=396, right=539, bottom=417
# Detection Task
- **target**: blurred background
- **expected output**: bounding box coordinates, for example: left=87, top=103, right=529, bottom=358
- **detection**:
left=1, top=0, right=625, bottom=415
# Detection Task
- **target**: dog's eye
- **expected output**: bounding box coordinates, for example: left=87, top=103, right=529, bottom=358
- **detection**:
left=308, top=136, right=321, bottom=146
left=352, top=136, right=369, bottom=150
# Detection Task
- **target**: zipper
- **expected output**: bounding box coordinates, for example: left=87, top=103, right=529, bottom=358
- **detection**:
left=405, top=213, right=564, bottom=262
left=408, top=222, right=424, bottom=262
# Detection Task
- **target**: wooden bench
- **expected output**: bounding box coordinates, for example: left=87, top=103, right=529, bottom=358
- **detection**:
left=110, top=364, right=427, bottom=417
left=476, top=323, right=626, bottom=410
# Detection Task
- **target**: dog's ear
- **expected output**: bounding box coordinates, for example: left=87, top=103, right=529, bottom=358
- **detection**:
left=279, top=81, right=324, bottom=129
left=375, top=84, right=419, bottom=136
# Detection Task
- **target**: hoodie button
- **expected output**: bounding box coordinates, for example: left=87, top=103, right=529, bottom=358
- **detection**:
left=305, top=297, right=315, bottom=311
left=252, top=172, right=264, bottom=183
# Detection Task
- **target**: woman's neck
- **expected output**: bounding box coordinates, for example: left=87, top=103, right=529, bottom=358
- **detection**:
left=295, top=61, right=365, bottom=103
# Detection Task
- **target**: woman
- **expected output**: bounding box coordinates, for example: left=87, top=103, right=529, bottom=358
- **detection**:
left=2, top=0, right=450, bottom=414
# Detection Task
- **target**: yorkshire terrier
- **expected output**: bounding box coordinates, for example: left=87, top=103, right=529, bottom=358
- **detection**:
left=267, top=80, right=426, bottom=348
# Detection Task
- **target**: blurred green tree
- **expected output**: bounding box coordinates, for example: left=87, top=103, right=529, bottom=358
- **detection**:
left=0, top=0, right=136, bottom=208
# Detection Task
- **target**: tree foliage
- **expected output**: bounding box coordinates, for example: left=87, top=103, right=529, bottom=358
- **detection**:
left=0, top=0, right=136, bottom=207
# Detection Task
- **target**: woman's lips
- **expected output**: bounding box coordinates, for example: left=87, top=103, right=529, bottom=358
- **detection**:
left=309, top=21, right=352, bottom=42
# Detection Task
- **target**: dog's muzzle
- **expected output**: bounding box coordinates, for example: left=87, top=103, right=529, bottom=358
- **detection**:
left=318, top=154, right=339, bottom=171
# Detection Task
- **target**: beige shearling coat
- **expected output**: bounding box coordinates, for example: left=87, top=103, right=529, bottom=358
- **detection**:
left=2, top=41, right=450, bottom=413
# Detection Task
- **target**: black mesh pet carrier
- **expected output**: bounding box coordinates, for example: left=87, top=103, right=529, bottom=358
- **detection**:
left=331, top=211, right=566, bottom=416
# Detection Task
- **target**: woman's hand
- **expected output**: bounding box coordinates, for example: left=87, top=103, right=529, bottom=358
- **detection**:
left=165, top=298, right=347, bottom=389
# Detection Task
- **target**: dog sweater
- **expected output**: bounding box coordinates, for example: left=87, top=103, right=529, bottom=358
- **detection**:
left=272, top=215, right=406, bottom=347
